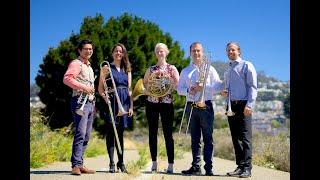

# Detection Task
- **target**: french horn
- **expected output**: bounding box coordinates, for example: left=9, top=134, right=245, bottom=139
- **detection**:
left=132, top=70, right=173, bottom=100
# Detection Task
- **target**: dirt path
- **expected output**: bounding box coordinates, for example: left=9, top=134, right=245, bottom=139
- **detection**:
left=30, top=149, right=289, bottom=180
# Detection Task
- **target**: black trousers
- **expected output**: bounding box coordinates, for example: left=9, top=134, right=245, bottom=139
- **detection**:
left=106, top=121, right=124, bottom=165
left=146, top=101, right=174, bottom=163
left=227, top=100, right=252, bottom=170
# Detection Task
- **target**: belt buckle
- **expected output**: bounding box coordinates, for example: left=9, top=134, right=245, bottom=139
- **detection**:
left=231, top=100, right=238, bottom=105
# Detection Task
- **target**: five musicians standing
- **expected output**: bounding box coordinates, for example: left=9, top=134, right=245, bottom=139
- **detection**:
left=63, top=40, right=257, bottom=178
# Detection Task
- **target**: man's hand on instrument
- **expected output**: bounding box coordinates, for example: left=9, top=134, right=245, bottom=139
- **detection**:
left=244, top=106, right=253, bottom=116
left=189, top=84, right=203, bottom=95
left=221, top=90, right=228, bottom=97
left=128, top=107, right=133, bottom=117
left=84, top=86, right=95, bottom=94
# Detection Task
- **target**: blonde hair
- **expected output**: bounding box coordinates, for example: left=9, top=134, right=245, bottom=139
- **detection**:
left=154, top=43, right=169, bottom=55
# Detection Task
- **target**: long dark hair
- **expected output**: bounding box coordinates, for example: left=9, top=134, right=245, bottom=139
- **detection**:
left=112, top=43, right=132, bottom=73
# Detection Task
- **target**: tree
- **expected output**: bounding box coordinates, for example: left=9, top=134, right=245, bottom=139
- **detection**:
left=36, top=13, right=189, bottom=133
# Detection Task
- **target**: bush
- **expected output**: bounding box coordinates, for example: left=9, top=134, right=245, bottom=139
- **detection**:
left=30, top=108, right=105, bottom=168
left=214, top=114, right=229, bottom=129
left=213, top=128, right=290, bottom=172
left=253, top=131, right=290, bottom=171
left=271, top=119, right=281, bottom=128
left=213, top=128, right=235, bottom=160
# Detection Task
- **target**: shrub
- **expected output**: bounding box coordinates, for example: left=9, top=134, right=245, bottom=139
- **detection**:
left=30, top=108, right=105, bottom=168
left=253, top=131, right=290, bottom=172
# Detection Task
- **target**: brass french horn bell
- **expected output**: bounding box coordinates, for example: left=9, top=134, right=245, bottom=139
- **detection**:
left=132, top=79, right=147, bottom=101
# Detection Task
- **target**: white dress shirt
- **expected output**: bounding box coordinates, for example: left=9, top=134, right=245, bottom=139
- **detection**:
left=177, top=62, right=223, bottom=102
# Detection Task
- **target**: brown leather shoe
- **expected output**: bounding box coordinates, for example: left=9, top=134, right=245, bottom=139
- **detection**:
left=79, top=166, right=96, bottom=174
left=71, top=167, right=81, bottom=175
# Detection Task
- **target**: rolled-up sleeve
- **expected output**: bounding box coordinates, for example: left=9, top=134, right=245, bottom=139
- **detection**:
left=63, top=60, right=86, bottom=91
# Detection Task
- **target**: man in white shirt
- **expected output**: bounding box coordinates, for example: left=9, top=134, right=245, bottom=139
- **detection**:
left=177, top=42, right=223, bottom=176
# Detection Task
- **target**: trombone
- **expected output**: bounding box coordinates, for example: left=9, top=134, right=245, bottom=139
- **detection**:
left=100, top=61, right=128, bottom=117
left=100, top=60, right=127, bottom=155
left=76, top=75, right=97, bottom=116
left=178, top=84, right=192, bottom=135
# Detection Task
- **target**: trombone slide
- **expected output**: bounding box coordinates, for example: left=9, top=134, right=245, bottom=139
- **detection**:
left=104, top=97, right=122, bottom=155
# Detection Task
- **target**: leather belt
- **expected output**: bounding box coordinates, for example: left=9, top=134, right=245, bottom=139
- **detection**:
left=187, top=100, right=212, bottom=104
left=231, top=100, right=247, bottom=105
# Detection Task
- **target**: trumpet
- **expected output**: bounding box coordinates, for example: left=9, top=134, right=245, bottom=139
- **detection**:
left=224, top=70, right=235, bottom=116
left=100, top=60, right=128, bottom=154
left=75, top=92, right=89, bottom=116
left=225, top=89, right=235, bottom=117
left=75, top=76, right=97, bottom=116
left=225, top=95, right=235, bottom=116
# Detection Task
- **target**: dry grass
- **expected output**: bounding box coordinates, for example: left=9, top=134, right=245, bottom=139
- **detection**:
left=30, top=108, right=105, bottom=168
left=213, top=128, right=290, bottom=172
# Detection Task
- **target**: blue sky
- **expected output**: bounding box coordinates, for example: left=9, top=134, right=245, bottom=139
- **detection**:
left=31, top=0, right=289, bottom=84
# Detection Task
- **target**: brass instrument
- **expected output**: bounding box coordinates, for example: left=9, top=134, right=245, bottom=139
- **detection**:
left=181, top=52, right=212, bottom=135
left=100, top=61, right=128, bottom=116
left=132, top=79, right=146, bottom=101
left=178, top=84, right=192, bottom=135
left=76, top=75, right=97, bottom=116
left=132, top=68, right=173, bottom=100
left=225, top=80, right=235, bottom=116
left=100, top=60, right=126, bottom=154
left=75, top=92, right=89, bottom=116
left=192, top=52, right=211, bottom=109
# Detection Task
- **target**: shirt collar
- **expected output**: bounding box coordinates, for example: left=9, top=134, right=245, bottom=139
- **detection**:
left=78, top=56, right=91, bottom=65
left=229, top=57, right=242, bottom=66
left=191, top=62, right=200, bottom=69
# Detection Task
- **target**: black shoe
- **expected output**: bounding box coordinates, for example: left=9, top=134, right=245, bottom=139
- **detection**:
left=226, top=167, right=243, bottom=176
left=239, top=169, right=251, bottom=178
left=181, top=166, right=201, bottom=175
left=117, top=162, right=128, bottom=173
left=205, top=169, right=214, bottom=176
left=109, top=163, right=115, bottom=173
left=166, top=169, right=173, bottom=174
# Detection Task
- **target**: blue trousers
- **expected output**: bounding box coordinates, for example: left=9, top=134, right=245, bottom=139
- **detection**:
left=189, top=101, right=214, bottom=171
left=70, top=96, right=94, bottom=168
